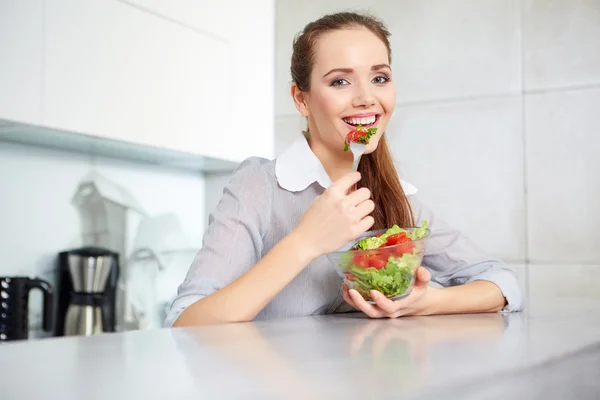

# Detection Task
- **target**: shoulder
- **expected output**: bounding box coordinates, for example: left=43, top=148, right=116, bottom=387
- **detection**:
left=229, top=156, right=276, bottom=185
left=225, top=157, right=276, bottom=207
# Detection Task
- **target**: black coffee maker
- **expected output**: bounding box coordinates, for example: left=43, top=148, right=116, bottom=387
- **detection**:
left=0, top=277, right=54, bottom=341
left=55, top=247, right=119, bottom=336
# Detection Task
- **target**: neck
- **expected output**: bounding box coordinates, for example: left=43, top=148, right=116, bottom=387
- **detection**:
left=306, top=133, right=354, bottom=182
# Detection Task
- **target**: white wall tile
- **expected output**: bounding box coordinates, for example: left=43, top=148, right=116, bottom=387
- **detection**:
left=388, top=96, right=525, bottom=261
left=92, top=157, right=206, bottom=250
left=386, top=0, right=522, bottom=104
left=528, top=264, right=600, bottom=309
left=524, top=0, right=600, bottom=90
left=0, top=143, right=90, bottom=277
left=275, top=115, right=306, bottom=156
left=526, top=88, right=600, bottom=263
left=275, top=0, right=521, bottom=116
left=509, top=263, right=528, bottom=298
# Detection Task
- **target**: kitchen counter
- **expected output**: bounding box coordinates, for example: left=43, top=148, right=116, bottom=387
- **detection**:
left=1, top=299, right=600, bottom=400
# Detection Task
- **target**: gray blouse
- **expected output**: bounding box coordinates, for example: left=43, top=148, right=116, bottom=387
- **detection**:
left=164, top=137, right=525, bottom=327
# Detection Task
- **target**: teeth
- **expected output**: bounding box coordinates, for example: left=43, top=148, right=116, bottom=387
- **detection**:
left=343, top=115, right=377, bottom=126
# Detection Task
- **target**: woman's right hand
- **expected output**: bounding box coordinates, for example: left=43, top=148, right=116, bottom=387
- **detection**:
left=292, top=171, right=375, bottom=259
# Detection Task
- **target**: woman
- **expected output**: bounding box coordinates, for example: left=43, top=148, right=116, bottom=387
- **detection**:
left=166, top=12, right=524, bottom=327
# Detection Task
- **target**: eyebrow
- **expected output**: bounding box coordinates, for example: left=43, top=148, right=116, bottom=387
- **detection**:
left=322, top=64, right=391, bottom=78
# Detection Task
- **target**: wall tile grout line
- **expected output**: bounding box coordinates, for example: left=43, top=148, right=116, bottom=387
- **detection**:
left=40, top=0, right=46, bottom=125
left=520, top=0, right=531, bottom=296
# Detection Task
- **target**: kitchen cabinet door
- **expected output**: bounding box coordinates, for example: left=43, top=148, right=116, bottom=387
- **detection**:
left=117, top=0, right=232, bottom=41
left=43, top=0, right=232, bottom=161
left=0, top=0, right=44, bottom=125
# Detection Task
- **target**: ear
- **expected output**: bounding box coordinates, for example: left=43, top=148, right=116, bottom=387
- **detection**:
left=291, top=82, right=310, bottom=117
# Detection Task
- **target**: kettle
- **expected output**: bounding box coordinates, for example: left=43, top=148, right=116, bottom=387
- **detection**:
left=0, top=276, right=54, bottom=341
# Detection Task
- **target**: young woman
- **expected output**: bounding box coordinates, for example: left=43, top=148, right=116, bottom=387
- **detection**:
left=166, top=12, right=524, bottom=327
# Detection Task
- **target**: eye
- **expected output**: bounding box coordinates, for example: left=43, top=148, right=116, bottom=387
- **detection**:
left=330, top=79, right=350, bottom=87
left=373, top=75, right=390, bottom=84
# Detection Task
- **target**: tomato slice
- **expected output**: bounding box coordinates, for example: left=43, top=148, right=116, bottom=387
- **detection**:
left=368, top=257, right=387, bottom=270
left=385, top=232, right=410, bottom=246
left=351, top=255, right=370, bottom=268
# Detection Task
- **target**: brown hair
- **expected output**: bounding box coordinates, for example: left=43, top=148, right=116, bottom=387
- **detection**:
left=290, top=11, right=414, bottom=229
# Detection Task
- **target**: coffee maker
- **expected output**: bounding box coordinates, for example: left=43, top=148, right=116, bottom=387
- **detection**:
left=55, top=247, right=119, bottom=336
left=0, top=277, right=54, bottom=341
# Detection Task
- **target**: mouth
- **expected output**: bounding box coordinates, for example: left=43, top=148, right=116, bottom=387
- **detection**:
left=342, top=114, right=381, bottom=129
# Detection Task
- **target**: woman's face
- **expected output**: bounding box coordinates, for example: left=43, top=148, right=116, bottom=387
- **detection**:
left=296, top=27, right=396, bottom=155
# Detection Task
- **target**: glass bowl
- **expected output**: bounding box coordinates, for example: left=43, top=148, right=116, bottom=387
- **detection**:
left=326, top=227, right=430, bottom=303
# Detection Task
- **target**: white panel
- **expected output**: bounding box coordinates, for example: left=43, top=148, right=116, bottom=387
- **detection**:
left=0, top=0, right=43, bottom=124
left=524, top=0, right=600, bottom=90
left=275, top=0, right=521, bottom=115
left=44, top=0, right=232, bottom=160
left=526, top=88, right=600, bottom=263
left=386, top=0, right=522, bottom=104
left=388, top=96, right=525, bottom=261
left=274, top=115, right=305, bottom=156
left=507, top=263, right=528, bottom=297
left=528, top=264, right=600, bottom=309
left=0, top=143, right=89, bottom=277
left=92, top=156, right=206, bottom=247
left=118, top=0, right=233, bottom=40
left=227, top=0, right=275, bottom=161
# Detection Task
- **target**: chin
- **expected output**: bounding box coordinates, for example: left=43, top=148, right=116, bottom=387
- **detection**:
left=363, top=144, right=379, bottom=155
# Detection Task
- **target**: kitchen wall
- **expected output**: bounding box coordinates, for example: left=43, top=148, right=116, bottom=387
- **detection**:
left=0, top=141, right=208, bottom=337
left=275, top=0, right=600, bottom=305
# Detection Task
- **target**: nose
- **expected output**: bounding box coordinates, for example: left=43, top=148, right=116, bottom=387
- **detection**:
left=352, top=82, right=376, bottom=108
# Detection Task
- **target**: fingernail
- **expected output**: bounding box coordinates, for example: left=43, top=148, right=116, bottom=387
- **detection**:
left=370, top=290, right=379, bottom=299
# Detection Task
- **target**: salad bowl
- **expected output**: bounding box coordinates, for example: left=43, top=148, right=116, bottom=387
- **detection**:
left=327, top=223, right=430, bottom=303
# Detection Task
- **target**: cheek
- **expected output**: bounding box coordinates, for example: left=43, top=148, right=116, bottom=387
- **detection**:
left=310, top=88, right=347, bottom=120
left=381, top=85, right=396, bottom=114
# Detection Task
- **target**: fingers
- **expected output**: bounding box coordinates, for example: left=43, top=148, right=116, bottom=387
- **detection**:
left=329, top=171, right=362, bottom=193
left=342, top=284, right=358, bottom=310
left=370, top=290, right=400, bottom=314
left=345, top=186, right=371, bottom=206
left=348, top=289, right=386, bottom=319
left=414, top=267, right=431, bottom=288
left=352, top=197, right=375, bottom=219
left=357, top=215, right=375, bottom=233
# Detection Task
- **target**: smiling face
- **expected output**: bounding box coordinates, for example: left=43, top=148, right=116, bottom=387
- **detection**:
left=292, top=27, right=396, bottom=155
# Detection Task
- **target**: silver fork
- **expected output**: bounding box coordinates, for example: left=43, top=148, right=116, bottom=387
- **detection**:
left=348, top=141, right=367, bottom=192
left=349, top=141, right=367, bottom=172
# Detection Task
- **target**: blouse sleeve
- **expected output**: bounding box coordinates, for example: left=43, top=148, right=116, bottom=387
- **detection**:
left=410, top=196, right=525, bottom=312
left=164, top=157, right=272, bottom=327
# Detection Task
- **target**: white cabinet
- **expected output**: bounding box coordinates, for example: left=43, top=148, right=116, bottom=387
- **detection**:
left=118, top=0, right=232, bottom=40
left=0, top=0, right=44, bottom=125
left=0, top=0, right=275, bottom=164
left=43, top=0, right=232, bottom=161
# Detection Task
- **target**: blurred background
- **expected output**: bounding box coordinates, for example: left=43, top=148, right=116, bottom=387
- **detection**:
left=0, top=0, right=598, bottom=340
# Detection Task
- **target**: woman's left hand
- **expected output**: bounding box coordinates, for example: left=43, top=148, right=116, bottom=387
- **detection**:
left=342, top=266, right=439, bottom=318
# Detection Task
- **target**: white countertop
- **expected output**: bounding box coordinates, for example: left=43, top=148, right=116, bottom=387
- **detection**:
left=1, top=300, right=600, bottom=399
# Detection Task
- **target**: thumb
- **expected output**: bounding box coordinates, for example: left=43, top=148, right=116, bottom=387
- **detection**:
left=414, top=266, right=431, bottom=288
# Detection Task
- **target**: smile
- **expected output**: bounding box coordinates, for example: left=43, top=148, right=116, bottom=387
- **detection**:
left=342, top=114, right=381, bottom=128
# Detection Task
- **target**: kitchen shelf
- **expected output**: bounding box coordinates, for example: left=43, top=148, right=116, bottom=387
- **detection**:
left=0, top=118, right=240, bottom=174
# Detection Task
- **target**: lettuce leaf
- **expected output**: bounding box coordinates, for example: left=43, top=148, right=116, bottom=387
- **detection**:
left=355, top=236, right=386, bottom=250
left=349, top=252, right=420, bottom=297
left=353, top=221, right=428, bottom=250
left=407, top=220, right=429, bottom=241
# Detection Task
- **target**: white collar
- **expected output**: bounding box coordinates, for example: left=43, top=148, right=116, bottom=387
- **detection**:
left=275, top=134, right=418, bottom=195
